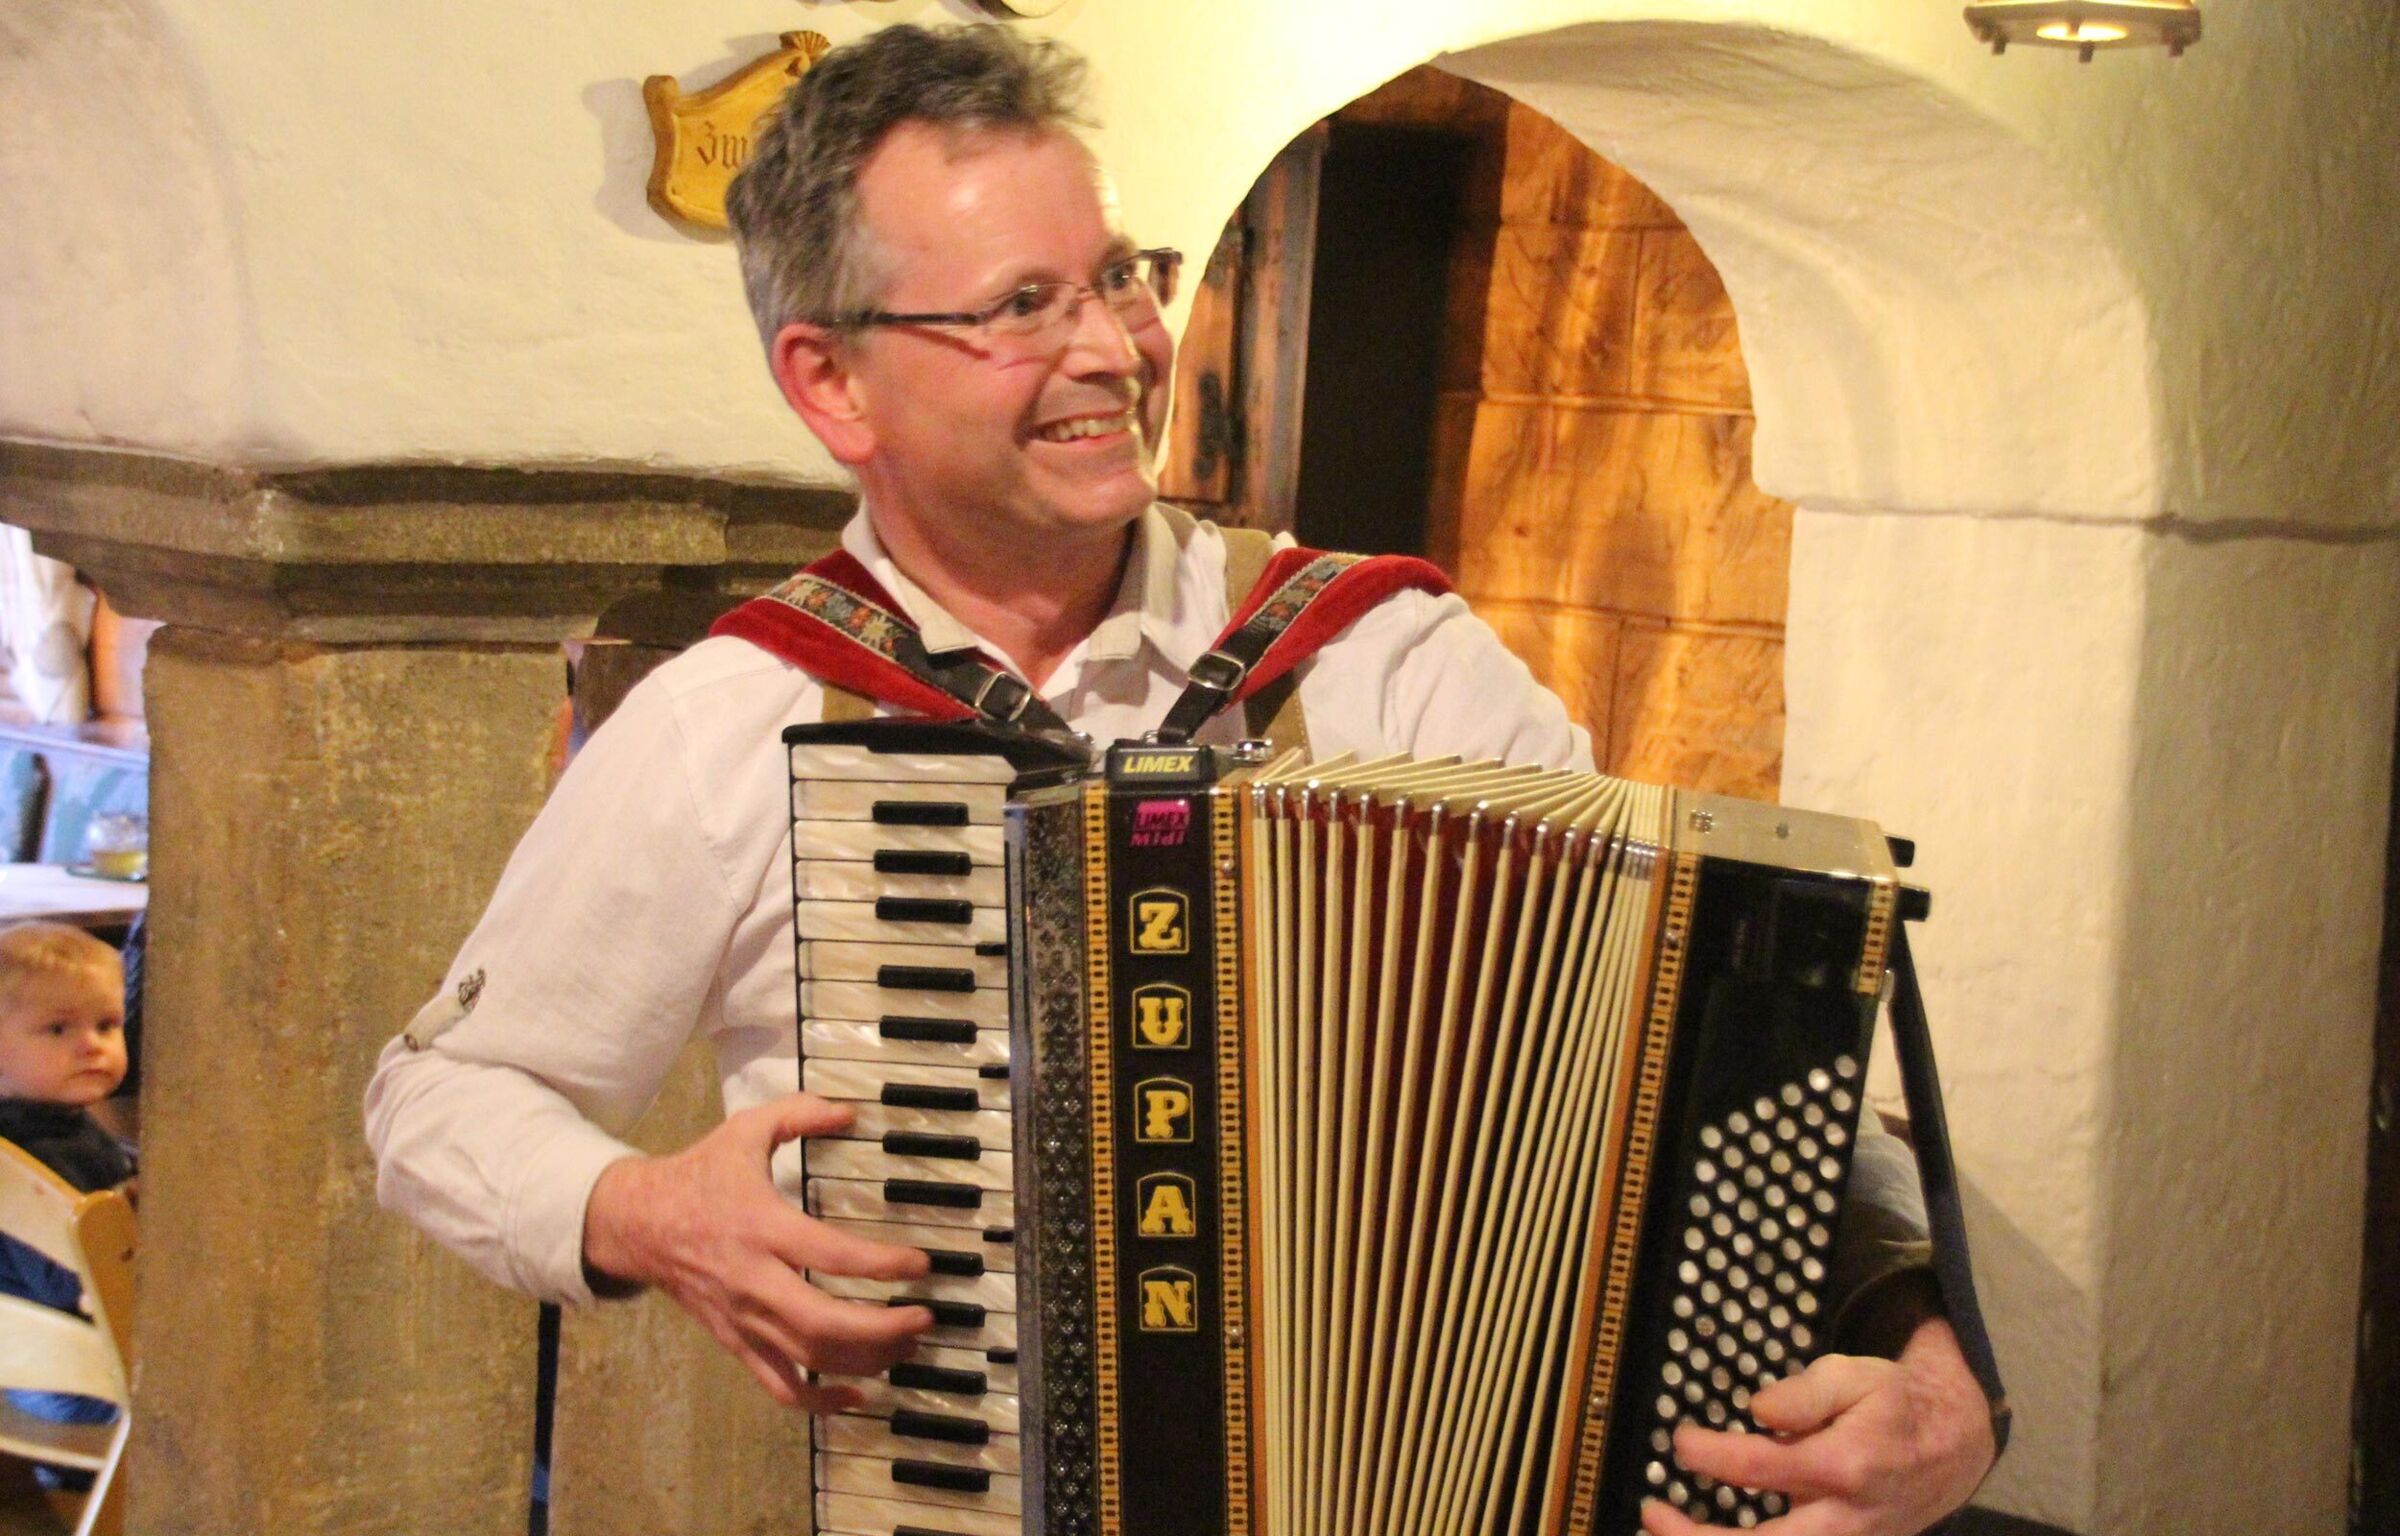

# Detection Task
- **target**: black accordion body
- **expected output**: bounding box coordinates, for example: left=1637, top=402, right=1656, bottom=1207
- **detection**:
left=785, top=721, right=1909, bottom=1536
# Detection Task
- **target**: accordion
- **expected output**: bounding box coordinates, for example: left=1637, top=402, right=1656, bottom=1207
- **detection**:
left=784, top=721, right=1915, bottom=1536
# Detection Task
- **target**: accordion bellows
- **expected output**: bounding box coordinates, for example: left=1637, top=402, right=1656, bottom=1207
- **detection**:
left=783, top=724, right=1901, bottom=1536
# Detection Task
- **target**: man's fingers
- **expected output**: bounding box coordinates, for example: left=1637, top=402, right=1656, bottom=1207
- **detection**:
left=1750, top=1354, right=1886, bottom=1435
left=1640, top=1497, right=1708, bottom=1536
left=782, top=1213, right=934, bottom=1282
left=1671, top=1424, right=1807, bottom=1498
left=735, top=1341, right=809, bottom=1408
left=731, top=1091, right=854, bottom=1155
left=790, top=1379, right=866, bottom=1417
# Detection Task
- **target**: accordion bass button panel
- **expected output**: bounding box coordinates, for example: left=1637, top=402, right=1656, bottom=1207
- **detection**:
left=785, top=724, right=1087, bottom=1536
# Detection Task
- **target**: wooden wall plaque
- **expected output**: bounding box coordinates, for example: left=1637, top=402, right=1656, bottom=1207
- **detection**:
left=643, top=31, right=831, bottom=231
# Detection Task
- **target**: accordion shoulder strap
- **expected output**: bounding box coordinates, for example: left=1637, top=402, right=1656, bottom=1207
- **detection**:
left=712, top=550, right=1072, bottom=734
left=1886, top=923, right=2013, bottom=1456
left=1216, top=527, right=1308, bottom=754
left=1157, top=537, right=1453, bottom=746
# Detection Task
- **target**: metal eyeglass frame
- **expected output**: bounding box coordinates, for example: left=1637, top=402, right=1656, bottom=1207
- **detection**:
left=830, top=248, right=1184, bottom=341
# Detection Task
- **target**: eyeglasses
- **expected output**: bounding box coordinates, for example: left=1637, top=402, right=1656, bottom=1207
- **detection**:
left=834, top=248, right=1183, bottom=352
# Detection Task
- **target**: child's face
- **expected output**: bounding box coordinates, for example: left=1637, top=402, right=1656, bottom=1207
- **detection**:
left=0, top=968, right=126, bottom=1106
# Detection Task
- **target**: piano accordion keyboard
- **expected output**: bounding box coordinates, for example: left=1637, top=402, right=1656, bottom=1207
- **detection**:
left=790, top=739, right=1030, bottom=1536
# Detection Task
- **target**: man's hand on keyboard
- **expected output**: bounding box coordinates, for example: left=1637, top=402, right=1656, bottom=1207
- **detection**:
left=580, top=1091, right=934, bottom=1411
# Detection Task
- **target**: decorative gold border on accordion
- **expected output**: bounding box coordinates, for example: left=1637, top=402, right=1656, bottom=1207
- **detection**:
left=1084, top=781, right=1123, bottom=1534
left=1562, top=838, right=1702, bottom=1533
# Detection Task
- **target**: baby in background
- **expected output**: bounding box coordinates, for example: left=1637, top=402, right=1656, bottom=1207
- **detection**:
left=0, top=920, right=134, bottom=1442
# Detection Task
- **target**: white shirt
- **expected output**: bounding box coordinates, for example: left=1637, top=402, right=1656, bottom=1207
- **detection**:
left=364, top=505, right=1591, bottom=1303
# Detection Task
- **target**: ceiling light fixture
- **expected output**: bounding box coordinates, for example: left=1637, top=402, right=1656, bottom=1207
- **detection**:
left=1964, top=0, right=2202, bottom=61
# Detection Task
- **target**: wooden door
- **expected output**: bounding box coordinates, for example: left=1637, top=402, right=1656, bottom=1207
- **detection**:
left=1155, top=128, right=1325, bottom=536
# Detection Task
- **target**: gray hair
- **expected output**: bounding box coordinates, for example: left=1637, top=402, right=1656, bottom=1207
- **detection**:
left=726, top=25, right=1094, bottom=347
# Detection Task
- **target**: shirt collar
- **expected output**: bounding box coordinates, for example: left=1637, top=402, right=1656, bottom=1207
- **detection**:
left=837, top=503, right=1208, bottom=670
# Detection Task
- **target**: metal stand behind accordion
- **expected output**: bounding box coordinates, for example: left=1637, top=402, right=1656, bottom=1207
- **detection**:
left=780, top=721, right=2007, bottom=1536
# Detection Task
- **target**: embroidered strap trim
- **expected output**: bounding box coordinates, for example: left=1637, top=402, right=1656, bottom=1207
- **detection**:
left=1155, top=545, right=1454, bottom=746
left=711, top=550, right=1071, bottom=734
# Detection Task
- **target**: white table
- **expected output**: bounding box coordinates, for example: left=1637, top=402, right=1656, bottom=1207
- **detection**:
left=0, top=864, right=147, bottom=929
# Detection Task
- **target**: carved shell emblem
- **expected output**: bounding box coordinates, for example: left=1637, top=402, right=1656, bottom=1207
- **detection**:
left=643, top=31, right=831, bottom=231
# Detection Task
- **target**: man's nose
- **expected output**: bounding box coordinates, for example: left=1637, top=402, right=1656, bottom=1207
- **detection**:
left=1058, top=290, right=1141, bottom=373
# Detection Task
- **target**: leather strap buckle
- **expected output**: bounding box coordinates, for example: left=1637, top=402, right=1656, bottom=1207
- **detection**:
left=1186, top=648, right=1249, bottom=696
left=971, top=670, right=1036, bottom=723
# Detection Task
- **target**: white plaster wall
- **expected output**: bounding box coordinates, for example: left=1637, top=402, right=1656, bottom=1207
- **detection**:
left=1784, top=509, right=2146, bottom=1527
left=2, top=1, right=2395, bottom=528
left=0, top=1, right=243, bottom=455
left=2097, top=537, right=2400, bottom=1533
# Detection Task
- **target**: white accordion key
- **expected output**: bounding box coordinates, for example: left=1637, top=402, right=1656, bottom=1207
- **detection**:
left=784, top=744, right=1019, bottom=785
left=799, top=941, right=1008, bottom=989
left=852, top=1373, right=1022, bottom=1433
left=820, top=1411, right=1022, bottom=1476
left=836, top=1103, right=1014, bottom=1149
left=816, top=1447, right=1024, bottom=1514
left=790, top=817, right=1005, bottom=864
left=809, top=1217, right=1016, bottom=1274
left=801, top=980, right=1008, bottom=1029
left=795, top=899, right=1006, bottom=946
left=807, top=1140, right=1013, bottom=1191
left=803, top=1059, right=1012, bottom=1114
left=794, top=860, right=1004, bottom=905
left=808, top=1175, right=1017, bottom=1232
left=802, top=1019, right=1010, bottom=1071
left=790, top=777, right=1007, bottom=824
left=815, top=1266, right=1015, bottom=1310
left=817, top=1491, right=1017, bottom=1536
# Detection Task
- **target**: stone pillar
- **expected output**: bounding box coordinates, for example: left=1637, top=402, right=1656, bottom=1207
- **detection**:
left=0, top=444, right=841, bottom=1536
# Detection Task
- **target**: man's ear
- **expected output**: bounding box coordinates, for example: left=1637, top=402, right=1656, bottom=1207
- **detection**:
left=769, top=322, right=876, bottom=465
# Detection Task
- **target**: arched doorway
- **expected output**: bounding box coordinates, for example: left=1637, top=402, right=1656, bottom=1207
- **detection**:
left=1162, top=66, right=1790, bottom=804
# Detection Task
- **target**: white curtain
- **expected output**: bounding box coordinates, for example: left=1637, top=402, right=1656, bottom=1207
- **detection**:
left=0, top=523, right=93, bottom=725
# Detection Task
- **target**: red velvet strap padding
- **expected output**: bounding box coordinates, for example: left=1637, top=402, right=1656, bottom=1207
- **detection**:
left=1217, top=549, right=1454, bottom=706
left=708, top=549, right=975, bottom=722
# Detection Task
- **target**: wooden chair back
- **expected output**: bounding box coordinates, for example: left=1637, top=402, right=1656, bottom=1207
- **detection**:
left=0, top=1140, right=133, bottom=1536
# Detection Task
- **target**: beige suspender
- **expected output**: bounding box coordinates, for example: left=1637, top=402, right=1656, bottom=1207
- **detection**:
left=819, top=685, right=877, bottom=724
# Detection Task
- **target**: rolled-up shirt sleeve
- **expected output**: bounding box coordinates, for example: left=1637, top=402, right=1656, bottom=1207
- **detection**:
left=363, top=670, right=746, bottom=1305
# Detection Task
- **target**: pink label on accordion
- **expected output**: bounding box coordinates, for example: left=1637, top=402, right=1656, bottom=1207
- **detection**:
left=1129, top=798, right=1192, bottom=848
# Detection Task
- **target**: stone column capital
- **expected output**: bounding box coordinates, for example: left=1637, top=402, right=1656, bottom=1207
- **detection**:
left=0, top=443, right=848, bottom=643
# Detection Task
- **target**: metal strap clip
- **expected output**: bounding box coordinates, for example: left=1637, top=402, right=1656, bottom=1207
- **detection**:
left=1185, top=648, right=1249, bottom=696
left=971, top=670, right=1036, bottom=723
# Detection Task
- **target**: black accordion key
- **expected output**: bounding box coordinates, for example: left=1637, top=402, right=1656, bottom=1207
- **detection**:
left=883, top=1131, right=982, bottom=1162
left=893, top=1459, right=991, bottom=1495
left=895, top=1526, right=979, bottom=1536
left=977, top=1064, right=1010, bottom=1080
left=924, top=1248, right=986, bottom=1278
left=874, top=848, right=975, bottom=878
left=885, top=1179, right=982, bottom=1211
left=892, top=1409, right=991, bottom=1447
left=882, top=1082, right=982, bottom=1113
left=880, top=1016, right=978, bottom=1045
left=877, top=896, right=975, bottom=926
left=890, top=1361, right=986, bottom=1396
left=889, top=1297, right=986, bottom=1331
left=878, top=964, right=977, bottom=993
left=973, top=940, right=1008, bottom=957
left=982, top=1226, right=1014, bottom=1246
left=985, top=1347, right=1017, bottom=1365
left=873, top=800, right=969, bottom=827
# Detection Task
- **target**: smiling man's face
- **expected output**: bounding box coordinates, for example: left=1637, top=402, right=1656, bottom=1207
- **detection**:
left=837, top=122, right=1175, bottom=561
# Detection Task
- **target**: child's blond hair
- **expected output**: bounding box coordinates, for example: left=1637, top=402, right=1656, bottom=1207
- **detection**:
left=0, top=922, right=123, bottom=1012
